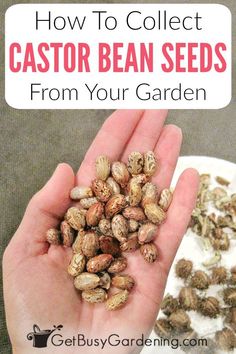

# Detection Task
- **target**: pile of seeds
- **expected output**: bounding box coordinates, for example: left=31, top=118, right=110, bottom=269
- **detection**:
left=46, top=151, right=173, bottom=310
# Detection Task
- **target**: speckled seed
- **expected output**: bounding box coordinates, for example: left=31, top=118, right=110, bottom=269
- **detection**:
left=95, top=155, right=111, bottom=181
left=106, top=290, right=129, bottom=310
left=98, top=219, right=112, bottom=236
left=140, top=242, right=158, bottom=263
left=122, top=207, right=146, bottom=221
left=82, top=288, right=107, bottom=303
left=105, top=194, right=127, bottom=219
left=127, top=152, right=144, bottom=175
left=144, top=203, right=166, bottom=225
left=111, top=215, right=128, bottom=243
left=81, top=232, right=99, bottom=258
left=86, top=254, right=113, bottom=273
left=128, top=180, right=142, bottom=206
left=131, top=174, right=148, bottom=185
left=65, top=207, right=86, bottom=230
left=86, top=202, right=104, bottom=226
left=72, top=229, right=86, bottom=253
left=127, top=219, right=139, bottom=232
left=111, top=274, right=135, bottom=291
left=159, top=189, right=173, bottom=211
left=111, top=162, right=130, bottom=188
left=141, top=182, right=158, bottom=208
left=120, top=233, right=139, bottom=252
left=107, top=257, right=128, bottom=273
left=99, top=272, right=111, bottom=290
left=46, top=228, right=61, bottom=245
left=74, top=272, right=100, bottom=291
left=106, top=177, right=121, bottom=195
left=91, top=179, right=111, bottom=202
left=138, top=223, right=158, bottom=244
left=70, top=186, right=93, bottom=200
left=80, top=197, right=98, bottom=209
left=99, top=236, right=120, bottom=256
left=68, top=253, right=86, bottom=277
left=60, top=220, right=75, bottom=247
left=143, top=151, right=157, bottom=177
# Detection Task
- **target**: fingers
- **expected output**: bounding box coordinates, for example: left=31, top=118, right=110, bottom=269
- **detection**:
left=153, top=125, right=183, bottom=191
left=121, top=110, right=168, bottom=160
left=76, top=110, right=144, bottom=185
left=157, top=168, right=199, bottom=272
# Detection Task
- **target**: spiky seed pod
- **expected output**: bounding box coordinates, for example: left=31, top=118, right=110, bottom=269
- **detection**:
left=211, top=266, right=227, bottom=284
left=154, top=318, right=173, bottom=339
left=223, top=288, right=236, bottom=306
left=175, top=259, right=193, bottom=279
left=169, top=310, right=191, bottom=332
left=178, top=287, right=198, bottom=311
left=190, top=271, right=210, bottom=290
left=161, top=294, right=179, bottom=316
left=215, top=328, right=236, bottom=351
left=198, top=296, right=220, bottom=318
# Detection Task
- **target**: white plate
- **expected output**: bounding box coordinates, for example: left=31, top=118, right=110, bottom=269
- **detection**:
left=141, top=156, right=236, bottom=354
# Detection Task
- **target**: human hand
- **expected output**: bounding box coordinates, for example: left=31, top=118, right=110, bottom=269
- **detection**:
left=3, top=110, right=199, bottom=354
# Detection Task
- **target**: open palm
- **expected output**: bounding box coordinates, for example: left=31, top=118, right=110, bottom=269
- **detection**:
left=3, top=110, right=199, bottom=354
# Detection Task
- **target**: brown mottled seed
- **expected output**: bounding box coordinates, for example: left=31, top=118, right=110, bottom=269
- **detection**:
left=86, top=254, right=113, bottom=273
left=82, top=288, right=107, bottom=303
left=65, top=207, right=86, bottom=230
left=131, top=174, right=148, bottom=185
left=95, top=155, right=111, bottom=181
left=70, top=186, right=93, bottom=200
left=112, top=274, right=135, bottom=291
left=127, top=151, right=144, bottom=175
left=68, top=253, right=86, bottom=277
left=86, top=202, right=104, bottom=227
left=158, top=189, right=173, bottom=211
left=99, top=235, right=120, bottom=256
left=74, top=272, right=100, bottom=291
left=144, top=203, right=166, bottom=225
left=106, top=290, right=129, bottom=310
left=128, top=180, right=142, bottom=206
left=91, top=179, right=111, bottom=202
left=80, top=197, right=98, bottom=209
left=98, top=219, right=112, bottom=236
left=140, top=242, right=158, bottom=263
left=120, top=233, right=139, bottom=252
left=122, top=206, right=146, bottom=221
left=99, top=272, right=111, bottom=290
left=106, top=177, right=121, bottom=195
left=72, top=229, right=86, bottom=253
left=46, top=228, right=61, bottom=245
left=111, top=162, right=130, bottom=188
left=141, top=182, right=158, bottom=208
left=111, top=215, right=128, bottom=243
left=127, top=219, right=139, bottom=232
left=143, top=151, right=157, bottom=177
left=107, top=257, right=128, bottom=273
left=81, top=232, right=99, bottom=258
left=138, top=223, right=158, bottom=244
left=105, top=194, right=127, bottom=219
left=60, top=220, right=75, bottom=247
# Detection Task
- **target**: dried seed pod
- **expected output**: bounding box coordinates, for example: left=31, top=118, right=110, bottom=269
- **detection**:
left=161, top=294, right=179, bottom=316
left=226, top=308, right=236, bottom=331
left=127, top=151, right=144, bottom=175
left=144, top=203, right=166, bottom=225
left=95, top=155, right=110, bottom=181
left=111, top=161, right=130, bottom=188
left=112, top=274, right=135, bottom=291
left=60, top=220, right=75, bottom=247
left=80, top=197, right=98, bottom=209
left=120, top=232, right=139, bottom=252
left=215, top=176, right=230, bottom=186
left=46, top=228, right=61, bottom=245
left=82, top=288, right=107, bottom=303
left=230, top=267, right=236, bottom=285
left=140, top=242, right=158, bottom=263
left=72, top=229, right=85, bottom=253
left=223, top=288, right=236, bottom=306
left=81, top=232, right=99, bottom=258
left=65, top=207, right=86, bottom=230
left=111, top=215, right=128, bottom=243
left=178, top=287, right=198, bottom=311
left=74, top=272, right=100, bottom=291
left=175, top=259, right=193, bottom=279
left=86, top=202, right=104, bottom=227
left=70, top=186, right=93, bottom=200
left=158, top=189, right=173, bottom=211
left=106, top=177, right=121, bottom=195
left=199, top=296, right=220, bottom=318
left=122, top=206, right=146, bottom=221
left=105, top=290, right=129, bottom=310
left=190, top=270, right=210, bottom=290
left=86, top=254, right=113, bottom=273
left=107, top=257, right=128, bottom=273
left=127, top=219, right=139, bottom=232
left=98, top=219, right=112, bottom=236
left=154, top=319, right=173, bottom=339
left=91, top=179, right=111, bottom=202
left=202, top=252, right=221, bottom=268
left=211, top=187, right=227, bottom=200
left=68, top=253, right=86, bottom=277
left=105, top=194, right=127, bottom=219
left=169, top=309, right=190, bottom=331
left=143, top=151, right=157, bottom=177
left=141, top=182, right=158, bottom=208
left=212, top=233, right=230, bottom=251
left=98, top=272, right=111, bottom=290
left=211, top=266, right=227, bottom=284
left=138, top=223, right=158, bottom=244
left=215, top=328, right=236, bottom=351
left=99, top=235, right=120, bottom=256
left=128, top=180, right=142, bottom=206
